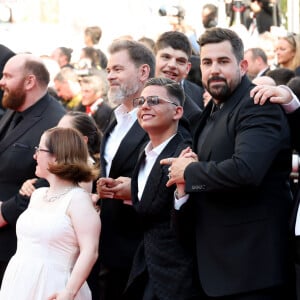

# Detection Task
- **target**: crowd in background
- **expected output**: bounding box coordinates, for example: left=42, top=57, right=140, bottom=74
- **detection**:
left=0, top=0, right=300, bottom=299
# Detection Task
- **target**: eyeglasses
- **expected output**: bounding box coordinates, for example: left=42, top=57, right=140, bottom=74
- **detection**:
left=34, top=146, right=51, bottom=154
left=133, top=96, right=179, bottom=108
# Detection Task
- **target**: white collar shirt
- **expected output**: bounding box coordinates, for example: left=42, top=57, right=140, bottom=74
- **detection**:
left=104, top=104, right=137, bottom=176
left=137, top=135, right=175, bottom=200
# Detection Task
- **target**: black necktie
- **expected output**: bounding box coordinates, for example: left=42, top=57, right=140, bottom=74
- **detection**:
left=4, top=112, right=23, bottom=138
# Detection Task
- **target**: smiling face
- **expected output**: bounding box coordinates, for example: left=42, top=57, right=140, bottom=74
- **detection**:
left=106, top=49, right=142, bottom=106
left=0, top=56, right=27, bottom=110
left=155, top=46, right=191, bottom=82
left=137, top=85, right=182, bottom=145
left=81, top=81, right=98, bottom=106
left=200, top=40, right=247, bottom=103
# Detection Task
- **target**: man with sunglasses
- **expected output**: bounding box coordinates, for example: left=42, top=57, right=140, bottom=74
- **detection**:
left=121, top=77, right=200, bottom=299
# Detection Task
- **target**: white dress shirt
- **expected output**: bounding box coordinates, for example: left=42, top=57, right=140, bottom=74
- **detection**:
left=104, top=104, right=137, bottom=176
left=137, top=136, right=174, bottom=200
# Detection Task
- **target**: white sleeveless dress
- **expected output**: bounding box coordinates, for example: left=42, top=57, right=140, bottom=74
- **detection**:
left=0, top=187, right=91, bottom=300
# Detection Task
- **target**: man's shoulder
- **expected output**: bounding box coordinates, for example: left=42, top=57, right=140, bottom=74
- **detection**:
left=43, top=93, right=66, bottom=114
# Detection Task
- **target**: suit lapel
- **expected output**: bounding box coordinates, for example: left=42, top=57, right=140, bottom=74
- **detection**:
left=0, top=110, right=13, bottom=137
left=100, top=118, right=117, bottom=177
left=192, top=100, right=213, bottom=153
left=139, top=134, right=183, bottom=208
left=193, top=76, right=253, bottom=160
left=0, top=109, right=43, bottom=154
left=109, top=120, right=147, bottom=177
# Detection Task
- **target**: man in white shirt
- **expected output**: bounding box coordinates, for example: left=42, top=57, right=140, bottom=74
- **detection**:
left=96, top=39, right=155, bottom=300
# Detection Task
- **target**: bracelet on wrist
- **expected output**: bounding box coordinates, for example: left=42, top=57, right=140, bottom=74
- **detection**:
left=175, top=189, right=186, bottom=199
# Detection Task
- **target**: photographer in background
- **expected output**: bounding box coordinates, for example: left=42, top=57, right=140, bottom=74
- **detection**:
left=159, top=5, right=200, bottom=55
left=248, top=0, right=281, bottom=34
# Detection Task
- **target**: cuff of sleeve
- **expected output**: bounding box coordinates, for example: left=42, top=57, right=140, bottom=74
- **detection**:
left=279, top=85, right=300, bottom=113
left=174, top=193, right=189, bottom=210
left=1, top=196, right=21, bottom=225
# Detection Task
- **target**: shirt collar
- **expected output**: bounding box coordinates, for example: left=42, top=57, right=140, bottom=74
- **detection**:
left=144, top=134, right=176, bottom=158
left=114, top=104, right=137, bottom=123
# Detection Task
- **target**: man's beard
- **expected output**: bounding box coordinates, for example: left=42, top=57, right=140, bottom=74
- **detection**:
left=205, top=76, right=231, bottom=103
left=108, top=82, right=140, bottom=106
left=2, top=86, right=26, bottom=110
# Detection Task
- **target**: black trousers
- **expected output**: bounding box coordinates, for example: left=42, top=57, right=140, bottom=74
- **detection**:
left=198, top=284, right=294, bottom=300
left=98, top=265, right=130, bottom=300
left=0, top=260, right=8, bottom=286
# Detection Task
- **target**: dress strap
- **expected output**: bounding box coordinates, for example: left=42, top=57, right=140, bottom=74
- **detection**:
left=60, top=187, right=82, bottom=213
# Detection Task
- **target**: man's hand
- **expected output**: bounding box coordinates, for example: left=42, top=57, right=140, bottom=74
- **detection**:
left=250, top=85, right=293, bottom=105
left=97, top=177, right=132, bottom=203
left=160, top=147, right=198, bottom=188
left=19, top=178, right=37, bottom=197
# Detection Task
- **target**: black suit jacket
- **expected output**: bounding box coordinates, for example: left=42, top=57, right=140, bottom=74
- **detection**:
left=287, top=107, right=300, bottom=232
left=175, top=76, right=293, bottom=297
left=75, top=101, right=113, bottom=134
left=181, top=92, right=202, bottom=137
left=126, top=134, right=199, bottom=300
left=0, top=93, right=65, bottom=261
left=99, top=116, right=148, bottom=269
left=183, top=79, right=204, bottom=109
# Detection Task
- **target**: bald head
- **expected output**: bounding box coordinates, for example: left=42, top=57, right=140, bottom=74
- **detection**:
left=5, top=53, right=50, bottom=87
left=0, top=53, right=50, bottom=111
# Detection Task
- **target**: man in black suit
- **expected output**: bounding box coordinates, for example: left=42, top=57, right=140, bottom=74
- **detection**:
left=154, top=31, right=203, bottom=125
left=162, top=27, right=293, bottom=299
left=0, top=53, right=66, bottom=283
left=96, top=40, right=155, bottom=300
left=123, top=77, right=199, bottom=300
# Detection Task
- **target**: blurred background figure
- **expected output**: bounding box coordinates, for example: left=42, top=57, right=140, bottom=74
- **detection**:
left=159, top=5, right=200, bottom=55
left=266, top=67, right=296, bottom=85
left=257, top=31, right=278, bottom=69
left=53, top=67, right=82, bottom=110
left=248, top=0, right=281, bottom=34
left=244, top=47, right=270, bottom=80
left=77, top=47, right=104, bottom=72
left=202, top=3, right=218, bottom=29
left=275, top=34, right=300, bottom=75
left=77, top=72, right=113, bottom=134
left=137, top=36, right=155, bottom=53
left=287, top=76, right=300, bottom=100
left=51, top=47, right=74, bottom=69
left=84, top=26, right=107, bottom=69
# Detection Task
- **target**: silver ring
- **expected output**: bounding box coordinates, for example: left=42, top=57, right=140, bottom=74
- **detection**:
left=168, top=173, right=171, bottom=179
left=168, top=158, right=172, bottom=164
left=168, top=167, right=171, bottom=172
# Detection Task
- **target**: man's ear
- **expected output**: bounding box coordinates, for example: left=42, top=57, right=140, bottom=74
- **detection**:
left=184, top=61, right=192, bottom=78
left=139, top=64, right=150, bottom=82
left=240, top=59, right=248, bottom=77
left=174, top=105, right=184, bottom=120
left=24, top=74, right=36, bottom=90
